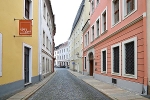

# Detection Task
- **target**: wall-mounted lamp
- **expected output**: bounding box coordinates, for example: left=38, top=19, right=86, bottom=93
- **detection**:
left=76, top=52, right=83, bottom=58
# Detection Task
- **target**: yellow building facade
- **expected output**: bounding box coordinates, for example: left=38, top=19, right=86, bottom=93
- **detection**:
left=0, top=0, right=39, bottom=97
left=69, top=0, right=90, bottom=74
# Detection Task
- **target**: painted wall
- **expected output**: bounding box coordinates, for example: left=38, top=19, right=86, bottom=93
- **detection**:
left=147, top=0, right=150, bottom=94
left=0, top=0, right=39, bottom=85
left=83, top=0, right=147, bottom=94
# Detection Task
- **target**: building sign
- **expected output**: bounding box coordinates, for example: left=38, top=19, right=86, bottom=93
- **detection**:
left=19, top=20, right=32, bottom=35
left=72, top=62, right=75, bottom=65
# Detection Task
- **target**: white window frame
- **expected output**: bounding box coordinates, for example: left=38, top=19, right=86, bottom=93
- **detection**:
left=111, top=43, right=121, bottom=76
left=96, top=0, right=100, bottom=7
left=22, top=43, right=32, bottom=83
left=24, top=0, right=33, bottom=19
left=111, top=0, right=121, bottom=27
left=43, top=2, right=46, bottom=19
left=101, top=48, right=107, bottom=74
left=87, top=31, right=89, bottom=45
left=0, top=33, right=2, bottom=76
left=91, top=0, right=95, bottom=14
left=122, top=0, right=137, bottom=20
left=91, top=24, right=95, bottom=41
left=122, top=37, right=137, bottom=79
left=43, top=31, right=45, bottom=46
left=96, top=16, right=100, bottom=37
left=101, top=7, right=108, bottom=34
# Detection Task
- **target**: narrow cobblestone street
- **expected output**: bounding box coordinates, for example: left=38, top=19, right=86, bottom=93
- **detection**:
left=28, top=68, right=111, bottom=100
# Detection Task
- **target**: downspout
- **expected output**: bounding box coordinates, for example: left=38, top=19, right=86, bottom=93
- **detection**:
left=38, top=0, right=42, bottom=81
left=142, top=0, right=148, bottom=95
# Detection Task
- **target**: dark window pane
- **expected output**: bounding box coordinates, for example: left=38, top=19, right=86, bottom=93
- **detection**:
left=127, top=0, right=134, bottom=14
left=125, top=41, right=134, bottom=75
left=113, top=46, right=119, bottom=73
left=102, top=51, right=106, bottom=71
left=25, top=0, right=30, bottom=19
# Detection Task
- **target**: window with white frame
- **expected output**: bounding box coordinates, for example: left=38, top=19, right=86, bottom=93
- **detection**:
left=111, top=43, right=121, bottom=75
left=46, top=58, right=48, bottom=72
left=91, top=0, right=95, bottom=13
left=96, top=18, right=100, bottom=37
left=24, top=0, right=33, bottom=19
left=48, top=59, right=49, bottom=71
left=112, top=0, right=120, bottom=26
left=46, top=36, right=48, bottom=49
left=42, top=57, right=45, bottom=74
left=47, top=13, right=49, bottom=26
left=122, top=37, right=137, bottom=78
left=43, top=3, right=46, bottom=19
left=85, top=34, right=87, bottom=46
left=96, top=0, right=100, bottom=6
left=101, top=48, right=107, bottom=73
left=87, top=31, right=89, bottom=44
left=43, top=31, right=45, bottom=46
left=122, top=0, right=137, bottom=19
left=0, top=33, right=2, bottom=76
left=101, top=7, right=107, bottom=33
left=91, top=25, right=94, bottom=41
left=50, top=42, right=51, bottom=52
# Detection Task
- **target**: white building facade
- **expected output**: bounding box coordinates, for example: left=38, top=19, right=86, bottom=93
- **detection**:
left=38, top=0, right=56, bottom=79
left=55, top=41, right=70, bottom=67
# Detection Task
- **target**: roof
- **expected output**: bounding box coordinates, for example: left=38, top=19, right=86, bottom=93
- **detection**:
left=55, top=41, right=68, bottom=50
left=69, top=0, right=85, bottom=39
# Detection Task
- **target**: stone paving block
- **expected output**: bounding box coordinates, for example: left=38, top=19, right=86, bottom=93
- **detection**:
left=7, top=98, right=21, bottom=100
left=115, top=95, right=149, bottom=100
left=28, top=69, right=111, bottom=100
left=103, top=89, right=127, bottom=95
left=110, top=91, right=136, bottom=97
left=8, top=95, right=24, bottom=99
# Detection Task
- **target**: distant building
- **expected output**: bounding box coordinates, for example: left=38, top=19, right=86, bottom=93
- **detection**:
left=54, top=43, right=63, bottom=66
left=54, top=41, right=70, bottom=67
left=69, top=0, right=90, bottom=73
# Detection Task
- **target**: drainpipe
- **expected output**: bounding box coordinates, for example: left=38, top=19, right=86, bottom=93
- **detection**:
left=142, top=0, right=148, bottom=95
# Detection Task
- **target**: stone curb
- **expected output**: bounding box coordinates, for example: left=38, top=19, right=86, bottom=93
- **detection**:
left=23, top=72, right=56, bottom=100
left=7, top=71, right=56, bottom=100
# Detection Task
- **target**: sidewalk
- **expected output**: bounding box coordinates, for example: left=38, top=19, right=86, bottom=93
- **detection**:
left=7, top=72, right=56, bottom=100
left=68, top=70, right=149, bottom=100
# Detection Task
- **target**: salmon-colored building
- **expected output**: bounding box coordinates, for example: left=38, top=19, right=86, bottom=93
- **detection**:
left=83, top=0, right=147, bottom=94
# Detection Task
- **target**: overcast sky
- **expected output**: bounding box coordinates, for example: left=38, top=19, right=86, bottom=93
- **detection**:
left=51, top=0, right=82, bottom=46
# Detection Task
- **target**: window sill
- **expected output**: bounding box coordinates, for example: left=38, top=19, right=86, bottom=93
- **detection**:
left=111, top=21, right=121, bottom=28
left=101, top=71, right=107, bottom=74
left=122, top=74, right=137, bottom=79
left=123, top=9, right=137, bottom=20
left=111, top=72, right=121, bottom=76
left=101, top=30, right=108, bottom=35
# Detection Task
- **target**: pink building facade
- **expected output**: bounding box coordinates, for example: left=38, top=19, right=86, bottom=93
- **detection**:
left=83, top=0, right=147, bottom=94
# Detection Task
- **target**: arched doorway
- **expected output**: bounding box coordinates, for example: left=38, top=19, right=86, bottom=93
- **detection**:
left=89, top=52, right=94, bottom=76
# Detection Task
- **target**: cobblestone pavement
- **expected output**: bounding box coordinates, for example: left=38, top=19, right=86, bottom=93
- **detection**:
left=28, top=68, right=111, bottom=100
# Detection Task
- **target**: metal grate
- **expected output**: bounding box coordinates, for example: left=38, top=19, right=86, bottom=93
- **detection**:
left=102, top=51, right=106, bottom=71
left=125, top=41, right=134, bottom=75
left=113, top=46, right=119, bottom=73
